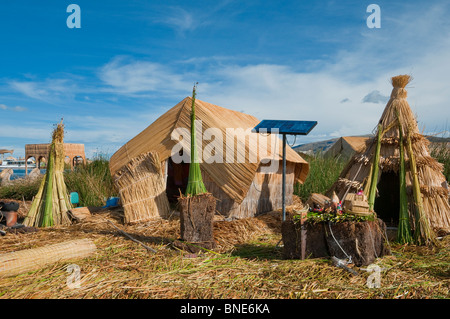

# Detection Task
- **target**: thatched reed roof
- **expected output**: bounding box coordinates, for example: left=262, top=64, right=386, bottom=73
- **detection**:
left=328, top=75, right=450, bottom=233
left=324, top=136, right=369, bottom=159
left=110, top=97, right=309, bottom=204
left=0, top=149, right=13, bottom=155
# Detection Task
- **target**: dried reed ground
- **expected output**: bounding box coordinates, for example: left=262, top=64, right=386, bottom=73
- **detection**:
left=0, top=202, right=448, bottom=299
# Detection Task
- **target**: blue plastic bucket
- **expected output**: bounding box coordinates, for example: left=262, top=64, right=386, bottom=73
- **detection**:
left=105, top=197, right=119, bottom=207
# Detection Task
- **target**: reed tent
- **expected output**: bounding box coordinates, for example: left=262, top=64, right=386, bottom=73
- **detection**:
left=328, top=75, right=450, bottom=234
left=324, top=136, right=369, bottom=159
left=110, top=97, right=309, bottom=223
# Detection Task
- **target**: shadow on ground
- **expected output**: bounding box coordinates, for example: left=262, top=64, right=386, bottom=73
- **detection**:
left=231, top=243, right=283, bottom=260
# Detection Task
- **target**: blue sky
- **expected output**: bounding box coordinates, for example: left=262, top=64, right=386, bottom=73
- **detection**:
left=1, top=1, right=449, bottom=158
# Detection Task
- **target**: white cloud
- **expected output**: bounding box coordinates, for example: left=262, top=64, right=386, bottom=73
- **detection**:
left=12, top=106, right=27, bottom=112
left=9, top=78, right=77, bottom=104
left=99, top=57, right=190, bottom=95
left=199, top=65, right=384, bottom=141
left=154, top=2, right=233, bottom=35
left=0, top=103, right=27, bottom=112
left=162, top=7, right=198, bottom=34
left=362, top=90, right=389, bottom=104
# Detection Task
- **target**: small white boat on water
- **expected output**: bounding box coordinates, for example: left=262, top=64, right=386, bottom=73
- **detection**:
left=0, top=159, right=36, bottom=169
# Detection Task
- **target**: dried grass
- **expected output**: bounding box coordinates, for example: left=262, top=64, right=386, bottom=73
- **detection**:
left=391, top=74, right=412, bottom=88
left=0, top=201, right=448, bottom=299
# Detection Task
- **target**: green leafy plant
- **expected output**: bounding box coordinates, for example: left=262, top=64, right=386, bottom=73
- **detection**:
left=293, top=211, right=375, bottom=224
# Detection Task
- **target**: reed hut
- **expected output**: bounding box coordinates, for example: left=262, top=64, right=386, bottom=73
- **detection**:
left=328, top=75, right=450, bottom=235
left=110, top=97, right=309, bottom=223
left=324, top=136, right=369, bottom=159
left=25, top=143, right=86, bottom=172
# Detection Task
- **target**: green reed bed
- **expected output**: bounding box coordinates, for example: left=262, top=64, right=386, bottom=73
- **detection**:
left=294, top=153, right=347, bottom=202
left=64, top=155, right=116, bottom=207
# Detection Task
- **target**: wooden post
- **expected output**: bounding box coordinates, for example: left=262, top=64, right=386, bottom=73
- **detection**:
left=282, top=134, right=287, bottom=221
left=177, top=193, right=216, bottom=252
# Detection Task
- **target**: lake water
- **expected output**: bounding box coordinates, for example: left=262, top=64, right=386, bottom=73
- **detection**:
left=0, top=168, right=46, bottom=180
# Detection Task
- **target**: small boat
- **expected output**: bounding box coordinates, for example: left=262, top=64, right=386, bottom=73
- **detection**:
left=0, top=159, right=36, bottom=169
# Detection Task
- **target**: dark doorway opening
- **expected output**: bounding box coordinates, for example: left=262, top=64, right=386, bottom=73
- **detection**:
left=166, top=157, right=190, bottom=203
left=374, top=171, right=400, bottom=227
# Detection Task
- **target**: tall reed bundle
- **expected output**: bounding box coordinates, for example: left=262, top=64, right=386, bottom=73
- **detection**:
left=397, top=116, right=412, bottom=243
left=185, top=84, right=207, bottom=197
left=24, top=122, right=72, bottom=227
left=367, top=124, right=383, bottom=211
left=113, top=151, right=170, bottom=224
left=406, top=127, right=436, bottom=245
left=328, top=75, right=450, bottom=239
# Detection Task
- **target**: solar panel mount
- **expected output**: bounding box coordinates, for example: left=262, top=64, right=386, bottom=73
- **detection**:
left=252, top=119, right=318, bottom=223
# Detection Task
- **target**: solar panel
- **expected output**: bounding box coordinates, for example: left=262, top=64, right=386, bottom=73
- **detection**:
left=252, top=119, right=318, bottom=222
left=252, top=120, right=317, bottom=136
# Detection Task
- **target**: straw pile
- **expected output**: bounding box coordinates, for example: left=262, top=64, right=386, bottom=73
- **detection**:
left=113, top=151, right=170, bottom=224
left=328, top=75, right=450, bottom=238
left=24, top=122, right=72, bottom=227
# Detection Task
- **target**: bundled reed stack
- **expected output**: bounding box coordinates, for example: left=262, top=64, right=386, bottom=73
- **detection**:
left=0, top=239, right=96, bottom=278
left=24, top=122, right=72, bottom=227
left=328, top=75, right=450, bottom=243
left=113, top=151, right=170, bottom=224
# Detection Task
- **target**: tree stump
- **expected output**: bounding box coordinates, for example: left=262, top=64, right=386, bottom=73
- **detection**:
left=282, top=218, right=390, bottom=266
left=175, top=193, right=216, bottom=253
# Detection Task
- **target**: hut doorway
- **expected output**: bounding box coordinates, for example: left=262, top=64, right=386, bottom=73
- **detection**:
left=166, top=157, right=190, bottom=203
left=374, top=171, right=400, bottom=226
